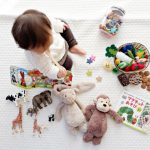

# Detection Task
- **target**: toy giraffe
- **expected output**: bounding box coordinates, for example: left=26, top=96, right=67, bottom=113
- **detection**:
left=12, top=104, right=23, bottom=134
left=33, top=114, right=42, bottom=136
left=33, top=114, right=47, bottom=137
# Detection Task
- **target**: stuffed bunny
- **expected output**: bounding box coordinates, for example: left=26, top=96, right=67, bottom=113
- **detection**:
left=83, top=95, right=123, bottom=145
left=53, top=82, right=95, bottom=134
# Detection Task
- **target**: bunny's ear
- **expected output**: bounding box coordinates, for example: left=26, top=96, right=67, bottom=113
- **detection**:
left=73, top=82, right=95, bottom=94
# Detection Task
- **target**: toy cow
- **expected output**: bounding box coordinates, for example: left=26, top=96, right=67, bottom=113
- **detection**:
left=6, top=90, right=27, bottom=106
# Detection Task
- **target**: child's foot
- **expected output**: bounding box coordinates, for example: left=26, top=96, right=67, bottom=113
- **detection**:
left=70, top=45, right=86, bottom=56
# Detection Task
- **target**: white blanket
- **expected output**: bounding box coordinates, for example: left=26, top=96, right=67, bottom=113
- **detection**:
left=0, top=1, right=150, bottom=149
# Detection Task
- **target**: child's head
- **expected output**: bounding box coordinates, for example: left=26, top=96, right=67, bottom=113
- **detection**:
left=12, top=9, right=53, bottom=54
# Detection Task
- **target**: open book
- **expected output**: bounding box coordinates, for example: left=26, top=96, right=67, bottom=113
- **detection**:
left=115, top=91, right=150, bottom=134
left=10, top=66, right=73, bottom=89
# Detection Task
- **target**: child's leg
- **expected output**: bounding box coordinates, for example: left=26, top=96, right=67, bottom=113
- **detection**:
left=60, top=20, right=86, bottom=55
left=61, top=55, right=73, bottom=71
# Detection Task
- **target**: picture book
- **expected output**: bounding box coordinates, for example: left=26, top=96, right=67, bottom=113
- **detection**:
left=115, top=91, right=150, bottom=134
left=10, top=66, right=73, bottom=89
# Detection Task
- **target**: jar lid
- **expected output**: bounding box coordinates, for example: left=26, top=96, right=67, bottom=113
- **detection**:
left=111, top=6, right=126, bottom=16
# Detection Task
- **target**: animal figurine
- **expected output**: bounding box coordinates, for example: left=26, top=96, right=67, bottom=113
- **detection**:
left=27, top=108, right=37, bottom=117
left=83, top=95, right=123, bottom=145
left=20, top=71, right=26, bottom=87
left=12, top=104, right=23, bottom=134
left=6, top=90, right=27, bottom=106
left=27, top=90, right=52, bottom=116
left=48, top=114, right=55, bottom=122
left=33, top=114, right=47, bottom=137
left=53, top=82, right=95, bottom=134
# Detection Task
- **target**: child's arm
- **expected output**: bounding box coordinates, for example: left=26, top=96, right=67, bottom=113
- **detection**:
left=44, top=50, right=67, bottom=78
left=25, top=51, right=63, bottom=79
left=50, top=17, right=68, bottom=33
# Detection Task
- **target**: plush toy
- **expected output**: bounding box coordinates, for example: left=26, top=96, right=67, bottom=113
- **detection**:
left=83, top=95, right=123, bottom=145
left=53, top=82, right=95, bottom=134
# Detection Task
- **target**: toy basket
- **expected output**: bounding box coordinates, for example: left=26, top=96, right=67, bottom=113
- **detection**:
left=114, top=42, right=150, bottom=74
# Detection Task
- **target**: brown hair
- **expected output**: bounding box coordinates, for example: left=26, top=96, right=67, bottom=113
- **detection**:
left=11, top=9, right=52, bottom=50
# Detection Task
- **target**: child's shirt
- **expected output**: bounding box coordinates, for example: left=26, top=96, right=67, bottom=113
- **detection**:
left=25, top=18, right=66, bottom=79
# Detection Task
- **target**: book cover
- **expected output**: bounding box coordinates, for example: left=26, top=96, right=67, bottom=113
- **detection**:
left=115, top=91, right=150, bottom=134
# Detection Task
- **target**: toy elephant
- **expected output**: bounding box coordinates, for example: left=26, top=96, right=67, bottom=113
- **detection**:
left=27, top=90, right=52, bottom=116
left=53, top=82, right=95, bottom=134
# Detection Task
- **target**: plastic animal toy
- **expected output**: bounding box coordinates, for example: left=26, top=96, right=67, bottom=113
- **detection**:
left=12, top=104, right=23, bottom=134
left=33, top=114, right=47, bottom=137
left=6, top=90, right=27, bottom=106
left=27, top=90, right=52, bottom=116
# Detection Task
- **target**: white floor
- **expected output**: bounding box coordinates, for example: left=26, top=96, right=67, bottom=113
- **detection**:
left=0, top=1, right=150, bottom=150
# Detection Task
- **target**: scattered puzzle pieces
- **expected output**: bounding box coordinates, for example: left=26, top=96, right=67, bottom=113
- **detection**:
left=86, top=55, right=96, bottom=64
left=96, top=76, right=102, bottom=82
left=86, top=70, right=93, bottom=77
left=90, top=55, right=96, bottom=61
left=86, top=58, right=93, bottom=64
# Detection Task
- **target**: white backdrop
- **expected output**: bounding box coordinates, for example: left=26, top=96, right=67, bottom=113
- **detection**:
left=0, top=1, right=150, bottom=150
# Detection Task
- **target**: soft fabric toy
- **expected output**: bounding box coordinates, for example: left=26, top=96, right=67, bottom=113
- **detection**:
left=53, top=82, right=95, bottom=134
left=83, top=95, right=123, bottom=145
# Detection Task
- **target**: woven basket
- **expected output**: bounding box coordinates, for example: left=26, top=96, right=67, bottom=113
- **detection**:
left=114, top=42, right=150, bottom=74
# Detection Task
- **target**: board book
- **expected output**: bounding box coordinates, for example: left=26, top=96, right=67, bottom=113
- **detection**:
left=10, top=66, right=72, bottom=89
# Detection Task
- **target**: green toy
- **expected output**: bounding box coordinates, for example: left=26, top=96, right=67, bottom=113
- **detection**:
left=105, top=44, right=118, bottom=57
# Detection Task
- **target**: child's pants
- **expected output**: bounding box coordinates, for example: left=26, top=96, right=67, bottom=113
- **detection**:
left=58, top=20, right=78, bottom=71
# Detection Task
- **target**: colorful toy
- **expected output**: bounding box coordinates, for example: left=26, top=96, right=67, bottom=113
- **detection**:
left=53, top=82, right=95, bottom=134
left=140, top=71, right=150, bottom=91
left=112, top=67, right=119, bottom=74
left=86, top=70, right=93, bottom=77
left=10, top=66, right=73, bottom=89
left=105, top=44, right=118, bottom=57
left=118, top=62, right=129, bottom=69
left=99, top=6, right=125, bottom=37
left=116, top=52, right=133, bottom=63
left=86, top=55, right=96, bottom=64
left=103, top=60, right=113, bottom=71
left=118, top=73, right=129, bottom=86
left=27, top=90, right=52, bottom=116
left=105, top=43, right=149, bottom=73
left=83, top=95, right=123, bottom=145
left=12, top=104, right=23, bottom=134
left=129, top=73, right=142, bottom=85
left=115, top=58, right=120, bottom=65
left=6, top=90, right=27, bottom=107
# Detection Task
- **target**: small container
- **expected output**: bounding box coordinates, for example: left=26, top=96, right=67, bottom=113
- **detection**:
left=99, top=6, right=125, bottom=37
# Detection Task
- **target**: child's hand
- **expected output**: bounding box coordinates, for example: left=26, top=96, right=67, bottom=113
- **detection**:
left=57, top=66, right=67, bottom=78
left=63, top=23, right=69, bottom=30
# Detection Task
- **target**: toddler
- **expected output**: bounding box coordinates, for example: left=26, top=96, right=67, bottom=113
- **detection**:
left=11, top=9, right=86, bottom=79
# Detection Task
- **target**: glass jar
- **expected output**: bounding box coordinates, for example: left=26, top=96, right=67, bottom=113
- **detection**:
left=99, top=6, right=125, bottom=37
